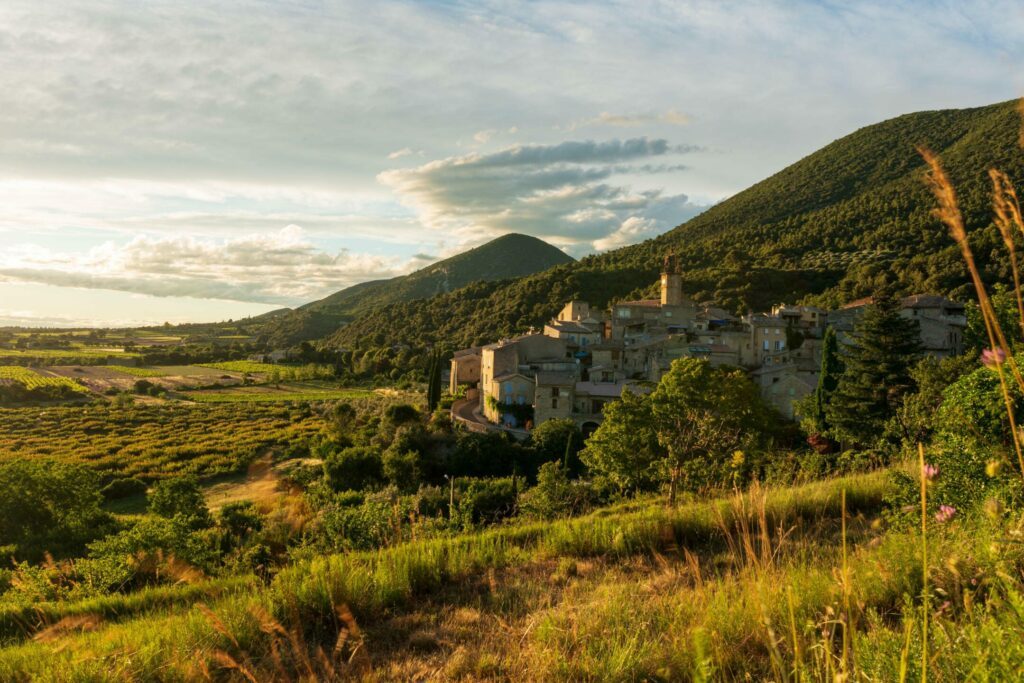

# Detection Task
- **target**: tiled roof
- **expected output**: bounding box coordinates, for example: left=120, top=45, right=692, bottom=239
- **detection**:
left=617, top=299, right=662, bottom=308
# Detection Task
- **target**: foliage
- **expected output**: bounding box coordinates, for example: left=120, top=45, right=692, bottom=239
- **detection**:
left=528, top=418, right=584, bottom=474
left=581, top=388, right=662, bottom=493
left=827, top=291, right=922, bottom=446
left=323, top=447, right=384, bottom=492
left=648, top=358, right=775, bottom=500
left=149, top=476, right=213, bottom=530
left=0, top=459, right=112, bottom=563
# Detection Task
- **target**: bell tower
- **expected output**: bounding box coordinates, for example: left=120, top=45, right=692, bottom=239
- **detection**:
left=661, top=253, right=683, bottom=306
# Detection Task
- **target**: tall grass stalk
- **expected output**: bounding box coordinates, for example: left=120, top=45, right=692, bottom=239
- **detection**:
left=919, top=443, right=928, bottom=683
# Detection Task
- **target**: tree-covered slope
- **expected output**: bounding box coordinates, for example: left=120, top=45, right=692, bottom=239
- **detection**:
left=258, top=233, right=573, bottom=346
left=304, top=233, right=574, bottom=318
left=323, top=99, right=1024, bottom=357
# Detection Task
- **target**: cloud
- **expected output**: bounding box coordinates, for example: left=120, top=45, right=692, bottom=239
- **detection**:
left=0, top=226, right=424, bottom=305
left=379, top=137, right=704, bottom=252
left=388, top=148, right=416, bottom=159
left=576, top=109, right=693, bottom=129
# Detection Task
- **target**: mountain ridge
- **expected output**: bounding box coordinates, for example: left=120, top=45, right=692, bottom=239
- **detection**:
left=320, top=98, right=1024, bottom=360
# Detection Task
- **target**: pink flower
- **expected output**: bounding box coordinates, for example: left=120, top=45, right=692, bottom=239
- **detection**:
left=935, top=505, right=957, bottom=523
left=982, top=347, right=1007, bottom=368
left=922, top=464, right=939, bottom=482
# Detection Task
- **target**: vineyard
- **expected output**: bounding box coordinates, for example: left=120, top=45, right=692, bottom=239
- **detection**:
left=0, top=347, right=141, bottom=366
left=0, top=403, right=331, bottom=482
left=105, top=365, right=166, bottom=377
left=184, top=388, right=374, bottom=403
left=0, top=366, right=87, bottom=393
left=197, top=361, right=280, bottom=373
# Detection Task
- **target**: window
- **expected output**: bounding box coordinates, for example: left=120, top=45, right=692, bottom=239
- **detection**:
left=551, top=398, right=558, bottom=409
left=762, top=340, right=769, bottom=351
left=617, top=308, right=631, bottom=319
left=774, top=340, right=784, bottom=351
left=551, top=387, right=559, bottom=398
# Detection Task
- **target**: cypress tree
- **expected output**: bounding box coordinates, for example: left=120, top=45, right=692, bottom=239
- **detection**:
left=426, top=350, right=443, bottom=412
left=812, top=326, right=842, bottom=433
left=827, top=291, right=922, bottom=446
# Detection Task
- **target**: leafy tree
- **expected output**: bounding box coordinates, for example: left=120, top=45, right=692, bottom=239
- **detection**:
left=324, top=446, right=384, bottom=491
left=519, top=461, right=594, bottom=520
left=149, top=476, right=213, bottom=529
left=0, top=459, right=112, bottom=562
left=827, top=292, right=922, bottom=446
left=382, top=449, right=420, bottom=492
left=648, top=358, right=773, bottom=503
left=529, top=418, right=583, bottom=473
left=582, top=388, right=662, bottom=493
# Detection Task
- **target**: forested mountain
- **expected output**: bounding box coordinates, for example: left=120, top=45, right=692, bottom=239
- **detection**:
left=323, top=98, right=1024, bottom=360
left=258, top=234, right=573, bottom=346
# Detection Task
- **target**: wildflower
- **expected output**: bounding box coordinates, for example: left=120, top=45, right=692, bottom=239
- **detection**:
left=935, top=505, right=957, bottom=523
left=982, top=347, right=1007, bottom=368
left=986, top=460, right=1002, bottom=478
left=922, top=463, right=939, bottom=481
left=983, top=498, right=1003, bottom=519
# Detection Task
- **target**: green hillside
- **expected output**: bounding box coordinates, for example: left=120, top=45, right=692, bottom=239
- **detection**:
left=259, top=233, right=573, bottom=347
left=324, top=98, right=1023, bottom=356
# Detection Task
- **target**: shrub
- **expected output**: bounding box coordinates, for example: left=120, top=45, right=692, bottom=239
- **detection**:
left=0, top=459, right=113, bottom=563
left=149, top=476, right=213, bottom=529
left=323, top=447, right=383, bottom=491
left=101, top=476, right=148, bottom=501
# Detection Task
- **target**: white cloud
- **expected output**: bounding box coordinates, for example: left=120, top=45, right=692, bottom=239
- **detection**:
left=380, top=137, right=704, bottom=252
left=0, top=226, right=423, bottom=305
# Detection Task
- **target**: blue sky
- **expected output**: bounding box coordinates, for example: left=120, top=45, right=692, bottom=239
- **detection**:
left=1, top=0, right=1023, bottom=326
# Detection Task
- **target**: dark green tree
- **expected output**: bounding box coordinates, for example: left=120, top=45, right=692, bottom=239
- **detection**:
left=827, top=292, right=922, bottom=446
left=426, top=350, right=443, bottom=413
left=149, top=476, right=213, bottom=529
left=0, top=459, right=111, bottom=562
left=324, top=446, right=384, bottom=491
left=812, top=326, right=842, bottom=433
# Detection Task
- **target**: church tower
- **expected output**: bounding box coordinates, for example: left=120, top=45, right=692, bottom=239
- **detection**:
left=661, top=253, right=683, bottom=306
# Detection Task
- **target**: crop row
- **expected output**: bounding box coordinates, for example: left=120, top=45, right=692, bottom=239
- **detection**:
left=184, top=389, right=373, bottom=403
left=0, top=367, right=87, bottom=393
left=0, top=403, right=329, bottom=482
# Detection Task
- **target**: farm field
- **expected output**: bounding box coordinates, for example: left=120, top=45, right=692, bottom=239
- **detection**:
left=0, top=403, right=329, bottom=483
left=45, top=364, right=243, bottom=394
left=183, top=384, right=374, bottom=403
left=0, top=366, right=87, bottom=393
left=0, top=347, right=142, bottom=365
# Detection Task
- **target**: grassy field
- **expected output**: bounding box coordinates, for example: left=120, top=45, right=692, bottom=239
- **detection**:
left=1, top=468, right=1020, bottom=681
left=0, top=403, right=327, bottom=482
left=0, top=468, right=1021, bottom=680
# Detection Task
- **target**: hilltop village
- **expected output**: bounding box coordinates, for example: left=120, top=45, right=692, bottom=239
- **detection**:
left=449, top=256, right=967, bottom=435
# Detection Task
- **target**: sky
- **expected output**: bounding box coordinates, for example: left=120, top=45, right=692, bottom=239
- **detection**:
left=2, top=0, right=1024, bottom=327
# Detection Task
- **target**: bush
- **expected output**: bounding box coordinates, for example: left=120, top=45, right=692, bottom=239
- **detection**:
left=149, top=476, right=213, bottom=529
left=455, top=477, right=518, bottom=528
left=101, top=477, right=149, bottom=501
left=323, top=447, right=383, bottom=491
left=0, top=459, right=113, bottom=563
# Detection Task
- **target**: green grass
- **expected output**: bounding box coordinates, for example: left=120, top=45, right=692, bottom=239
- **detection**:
left=0, top=472, right=893, bottom=680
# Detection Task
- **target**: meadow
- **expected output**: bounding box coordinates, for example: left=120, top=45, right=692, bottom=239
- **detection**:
left=0, top=470, right=1019, bottom=681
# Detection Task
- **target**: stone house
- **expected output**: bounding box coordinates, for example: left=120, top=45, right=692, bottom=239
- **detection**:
left=449, top=346, right=482, bottom=393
